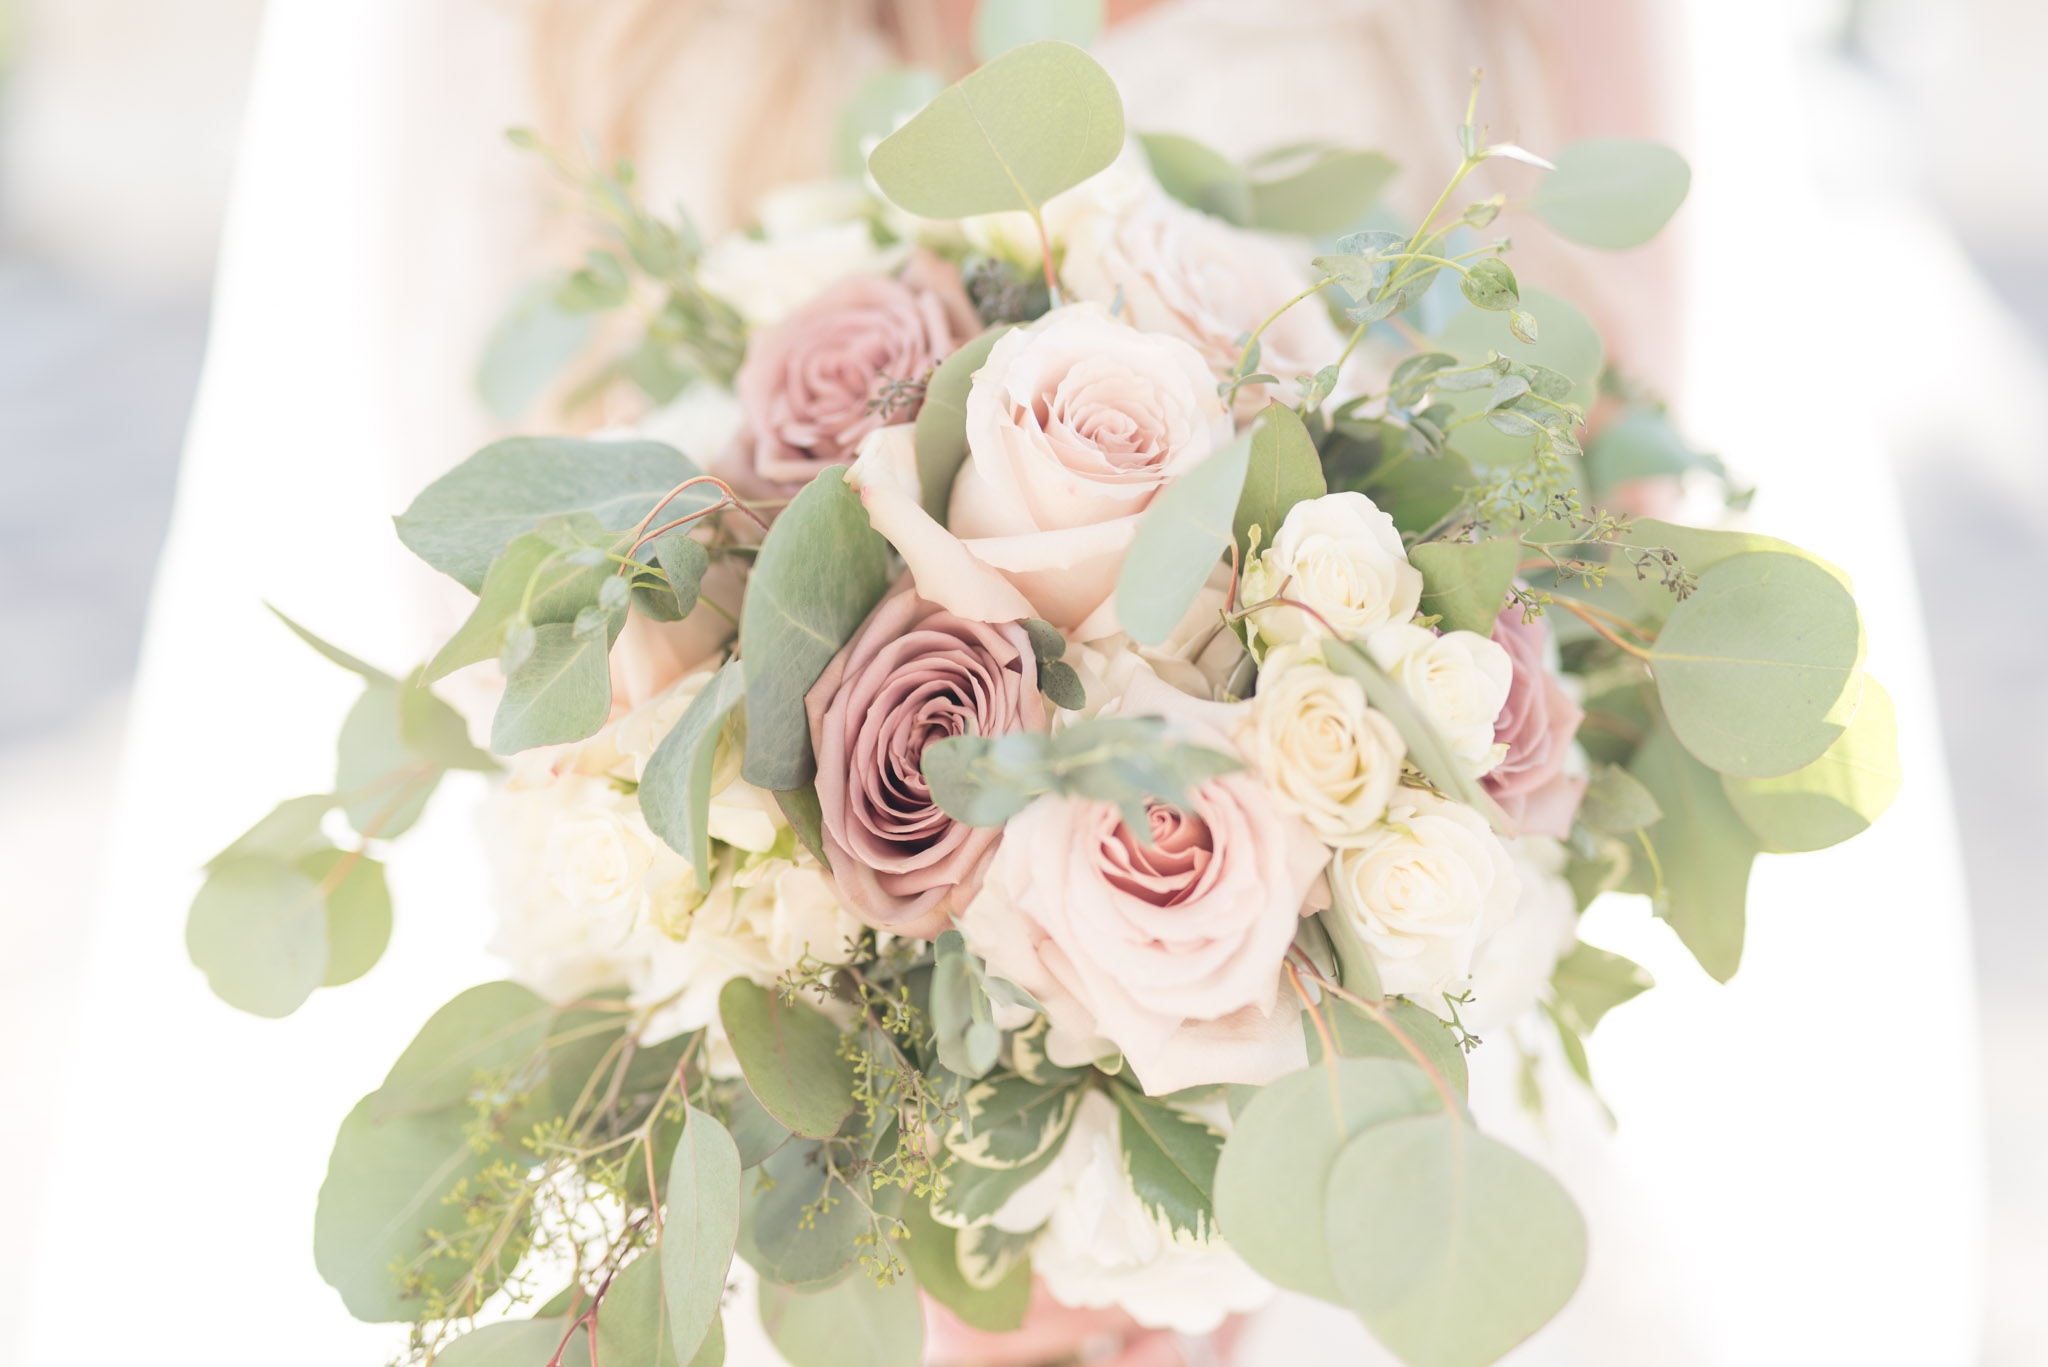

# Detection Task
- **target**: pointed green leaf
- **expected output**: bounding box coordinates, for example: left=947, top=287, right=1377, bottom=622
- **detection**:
left=492, top=622, right=612, bottom=753
left=931, top=930, right=1002, bottom=1080
left=639, top=661, right=747, bottom=875
left=1116, top=425, right=1252, bottom=646
left=915, top=327, right=1009, bottom=523
left=1233, top=401, right=1324, bottom=561
left=267, top=605, right=392, bottom=683
left=425, top=519, right=616, bottom=680
left=1108, top=1084, right=1224, bottom=1242
left=664, top=1108, right=743, bottom=1366
left=718, top=979, right=856, bottom=1139
left=1138, top=132, right=1251, bottom=223
left=651, top=533, right=710, bottom=619
left=1549, top=943, right=1654, bottom=1033
left=1629, top=722, right=1758, bottom=982
left=867, top=40, right=1124, bottom=220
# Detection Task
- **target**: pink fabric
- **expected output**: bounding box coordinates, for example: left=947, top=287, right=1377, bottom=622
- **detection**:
left=1484, top=605, right=1587, bottom=838
left=804, top=585, right=1044, bottom=937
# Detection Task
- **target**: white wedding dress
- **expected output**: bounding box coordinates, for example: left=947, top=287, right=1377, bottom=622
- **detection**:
left=14, top=2, right=1981, bottom=1365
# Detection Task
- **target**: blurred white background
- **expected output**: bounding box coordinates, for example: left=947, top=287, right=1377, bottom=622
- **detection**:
left=0, top=0, right=2039, bottom=1362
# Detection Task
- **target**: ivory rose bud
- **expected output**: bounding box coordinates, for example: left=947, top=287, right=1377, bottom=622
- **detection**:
left=957, top=668, right=1328, bottom=1094
left=1329, top=789, right=1521, bottom=1003
left=1483, top=606, right=1588, bottom=838
left=1364, top=622, right=1514, bottom=775
left=1239, top=492, right=1422, bottom=651
left=1063, top=188, right=1344, bottom=396
left=805, top=585, right=1047, bottom=939
left=849, top=303, right=1231, bottom=640
left=732, top=250, right=978, bottom=490
left=1246, top=641, right=1406, bottom=844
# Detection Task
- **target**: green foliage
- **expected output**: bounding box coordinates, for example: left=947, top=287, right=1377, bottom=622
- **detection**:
left=1532, top=138, right=1691, bottom=250
left=1138, top=132, right=1253, bottom=223
left=373, top=982, right=555, bottom=1117
left=478, top=277, right=601, bottom=422
left=650, top=532, right=710, bottom=619
left=1325, top=1112, right=1587, bottom=1367
left=837, top=67, right=946, bottom=177
left=297, top=847, right=392, bottom=986
left=930, top=931, right=1002, bottom=1079
left=185, top=858, right=329, bottom=1018
left=738, top=469, right=892, bottom=790
left=1585, top=407, right=1724, bottom=492
left=719, top=980, right=858, bottom=1140
left=1459, top=257, right=1520, bottom=312
left=948, top=1074, right=1083, bottom=1169
left=204, top=791, right=334, bottom=866
left=1233, top=401, right=1324, bottom=562
left=1575, top=764, right=1663, bottom=835
left=268, top=604, right=392, bottom=682
left=336, top=682, right=441, bottom=837
left=1629, top=722, right=1759, bottom=982
left=867, top=41, right=1124, bottom=221
left=1722, top=675, right=1901, bottom=851
left=1214, top=1058, right=1441, bottom=1302
left=1649, top=552, right=1864, bottom=778
left=920, top=715, right=1241, bottom=833
left=395, top=437, right=708, bottom=592
left=1549, top=944, right=1655, bottom=1034
left=740, top=1131, right=900, bottom=1288
left=1108, top=1083, right=1224, bottom=1242
left=1115, top=425, right=1253, bottom=646
left=1245, top=145, right=1398, bottom=235
left=898, top=1196, right=1030, bottom=1332
left=491, top=622, right=613, bottom=753
left=1409, top=537, right=1518, bottom=635
left=432, top=1319, right=579, bottom=1366
left=915, top=327, right=1009, bottom=523
left=1437, top=288, right=1605, bottom=411
left=663, top=1108, right=743, bottom=1365
left=1306, top=997, right=1471, bottom=1101
left=758, top=1270, right=924, bottom=1367
left=639, top=661, right=747, bottom=876
left=971, top=0, right=1104, bottom=60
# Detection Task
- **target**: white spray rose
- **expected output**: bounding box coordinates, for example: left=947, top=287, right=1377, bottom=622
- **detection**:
left=1330, top=789, right=1521, bottom=1004
left=991, top=1091, right=1273, bottom=1333
left=1239, top=492, right=1422, bottom=651
left=1247, top=641, right=1407, bottom=844
left=544, top=800, right=655, bottom=909
left=698, top=179, right=893, bottom=327
left=1364, top=622, right=1514, bottom=775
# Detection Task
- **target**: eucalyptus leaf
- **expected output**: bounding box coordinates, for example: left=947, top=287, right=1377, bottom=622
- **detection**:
left=1038, top=659, right=1087, bottom=710
left=1307, top=998, right=1470, bottom=1102
left=1585, top=408, right=1704, bottom=490
left=1107, top=1084, right=1224, bottom=1242
left=596, top=1252, right=685, bottom=1367
left=1549, top=943, right=1654, bottom=1033
left=1576, top=764, right=1662, bottom=834
left=867, top=41, right=1124, bottom=220
left=1213, top=1058, right=1442, bottom=1302
left=1247, top=147, right=1397, bottom=235
left=371, top=981, right=555, bottom=1118
left=399, top=673, right=499, bottom=772
left=1325, top=1112, right=1586, bottom=1367
left=916, top=328, right=1009, bottom=523
left=1629, top=721, right=1759, bottom=982
left=1116, top=425, right=1253, bottom=646
left=1532, top=138, right=1692, bottom=250
left=718, top=979, right=857, bottom=1140
left=899, top=1195, right=1031, bottom=1332
left=396, top=437, right=707, bottom=592
left=296, top=848, right=392, bottom=987
left=775, top=783, right=833, bottom=871
left=837, top=66, right=946, bottom=177
left=971, top=0, right=1104, bottom=60
left=758, top=1269, right=924, bottom=1367
left=639, top=660, right=747, bottom=876
left=738, top=469, right=892, bottom=790
left=722, top=1084, right=793, bottom=1168
left=664, top=1107, right=743, bottom=1366
left=1722, top=675, right=1901, bottom=852
left=651, top=532, right=710, bottom=619
left=492, top=622, right=613, bottom=754
left=1649, top=552, right=1864, bottom=778
left=1233, top=402, right=1324, bottom=561
left=931, top=931, right=1002, bottom=1080
left=266, top=604, right=394, bottom=683
left=185, top=857, right=329, bottom=1018
left=1459, top=257, right=1520, bottom=311
left=742, top=1136, right=881, bottom=1288
left=1138, top=132, right=1252, bottom=223
left=205, top=793, right=335, bottom=868
left=433, top=1319, right=581, bottom=1367
left=1409, top=539, right=1517, bottom=635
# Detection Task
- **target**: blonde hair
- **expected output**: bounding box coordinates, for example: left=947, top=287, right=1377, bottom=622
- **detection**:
left=529, top=0, right=952, bottom=222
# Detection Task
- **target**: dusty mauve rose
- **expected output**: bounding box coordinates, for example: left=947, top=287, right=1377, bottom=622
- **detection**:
left=1484, top=606, right=1587, bottom=838
left=849, top=302, right=1232, bottom=640
left=732, top=251, right=977, bottom=490
left=958, top=669, right=1328, bottom=1094
left=805, top=586, right=1046, bottom=938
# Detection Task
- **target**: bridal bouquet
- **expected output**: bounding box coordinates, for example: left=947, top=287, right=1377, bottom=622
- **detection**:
left=187, top=36, right=1900, bottom=1367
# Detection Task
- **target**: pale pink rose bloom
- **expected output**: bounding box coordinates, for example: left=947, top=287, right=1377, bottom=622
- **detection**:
left=805, top=585, right=1046, bottom=939
left=958, top=668, right=1328, bottom=1094
left=731, top=250, right=977, bottom=491
left=849, top=303, right=1231, bottom=641
left=1484, top=606, right=1587, bottom=838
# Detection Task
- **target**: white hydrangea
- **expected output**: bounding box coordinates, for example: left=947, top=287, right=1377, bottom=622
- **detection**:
left=990, top=1091, right=1273, bottom=1334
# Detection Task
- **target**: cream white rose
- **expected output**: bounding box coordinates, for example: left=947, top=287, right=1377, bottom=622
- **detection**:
left=1364, top=622, right=1514, bottom=775
left=1240, top=492, right=1422, bottom=650
left=697, top=180, right=891, bottom=327
left=544, top=800, right=655, bottom=909
left=1247, top=641, right=1407, bottom=844
left=1463, top=837, right=1580, bottom=1032
left=990, top=1090, right=1273, bottom=1334
left=1330, top=788, right=1521, bottom=1003
left=849, top=302, right=1231, bottom=640
left=1063, top=187, right=1344, bottom=398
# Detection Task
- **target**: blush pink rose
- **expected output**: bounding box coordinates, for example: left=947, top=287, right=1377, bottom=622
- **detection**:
left=957, top=668, right=1328, bottom=1094
left=804, top=585, right=1046, bottom=939
left=731, top=251, right=977, bottom=491
left=849, top=303, right=1231, bottom=641
left=1483, top=606, right=1587, bottom=838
